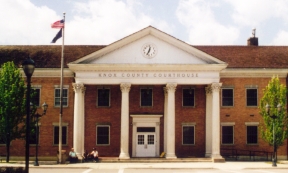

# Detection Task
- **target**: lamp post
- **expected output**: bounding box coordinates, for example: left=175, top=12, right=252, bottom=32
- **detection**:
left=265, top=103, right=282, bottom=167
left=33, top=102, right=48, bottom=166
left=22, top=58, right=35, bottom=173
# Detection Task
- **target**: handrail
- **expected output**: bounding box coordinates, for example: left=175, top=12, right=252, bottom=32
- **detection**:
left=220, top=148, right=273, bottom=161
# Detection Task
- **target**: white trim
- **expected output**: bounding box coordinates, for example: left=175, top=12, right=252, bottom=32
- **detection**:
left=221, top=122, right=235, bottom=126
left=69, top=26, right=227, bottom=65
left=182, top=124, right=196, bottom=145
left=21, top=68, right=74, bottom=77
left=96, top=125, right=110, bottom=145
left=130, top=114, right=162, bottom=157
left=245, top=122, right=259, bottom=125
left=221, top=68, right=288, bottom=78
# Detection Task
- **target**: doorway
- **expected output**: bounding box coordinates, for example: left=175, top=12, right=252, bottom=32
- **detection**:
left=130, top=114, right=162, bottom=157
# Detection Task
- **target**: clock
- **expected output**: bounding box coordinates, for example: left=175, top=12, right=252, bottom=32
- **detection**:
left=142, top=43, right=157, bottom=58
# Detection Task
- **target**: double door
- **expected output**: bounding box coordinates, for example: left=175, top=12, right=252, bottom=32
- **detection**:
left=136, top=133, right=156, bottom=157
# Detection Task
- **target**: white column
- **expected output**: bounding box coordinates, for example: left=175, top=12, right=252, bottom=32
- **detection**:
left=163, top=87, right=168, bottom=153
left=205, top=86, right=212, bottom=157
left=210, top=83, right=223, bottom=160
left=72, top=83, right=85, bottom=158
left=119, top=83, right=131, bottom=159
left=165, top=83, right=177, bottom=159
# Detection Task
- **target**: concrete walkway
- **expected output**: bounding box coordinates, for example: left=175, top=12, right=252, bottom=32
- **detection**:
left=1, top=160, right=288, bottom=170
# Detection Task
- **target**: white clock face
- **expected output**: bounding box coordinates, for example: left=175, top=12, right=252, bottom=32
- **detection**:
left=142, top=43, right=157, bottom=58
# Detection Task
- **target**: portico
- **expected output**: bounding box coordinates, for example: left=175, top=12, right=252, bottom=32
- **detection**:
left=68, top=26, right=227, bottom=161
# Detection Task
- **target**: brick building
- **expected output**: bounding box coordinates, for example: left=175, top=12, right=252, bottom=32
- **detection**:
left=0, top=26, right=288, bottom=161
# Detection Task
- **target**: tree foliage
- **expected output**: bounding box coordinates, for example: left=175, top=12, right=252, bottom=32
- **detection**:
left=0, top=61, right=26, bottom=162
left=259, top=76, right=288, bottom=148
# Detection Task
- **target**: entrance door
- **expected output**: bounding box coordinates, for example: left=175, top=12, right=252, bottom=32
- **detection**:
left=136, top=133, right=156, bottom=157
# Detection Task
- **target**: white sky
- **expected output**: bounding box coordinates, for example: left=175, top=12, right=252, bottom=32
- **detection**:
left=1, top=0, right=288, bottom=45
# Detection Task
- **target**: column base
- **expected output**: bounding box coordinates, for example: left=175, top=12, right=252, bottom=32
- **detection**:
left=205, top=152, right=212, bottom=158
left=212, top=155, right=225, bottom=162
left=165, top=153, right=177, bottom=159
left=119, top=153, right=130, bottom=159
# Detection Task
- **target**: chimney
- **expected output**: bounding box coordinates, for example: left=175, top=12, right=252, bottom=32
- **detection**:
left=247, top=28, right=258, bottom=46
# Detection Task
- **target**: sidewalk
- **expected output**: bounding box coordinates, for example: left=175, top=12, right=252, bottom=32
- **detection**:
left=1, top=160, right=288, bottom=170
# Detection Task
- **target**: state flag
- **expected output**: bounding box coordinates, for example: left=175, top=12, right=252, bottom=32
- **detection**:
left=51, top=28, right=62, bottom=43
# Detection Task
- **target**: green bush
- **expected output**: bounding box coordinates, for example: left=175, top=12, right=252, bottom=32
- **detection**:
left=0, top=167, right=25, bottom=173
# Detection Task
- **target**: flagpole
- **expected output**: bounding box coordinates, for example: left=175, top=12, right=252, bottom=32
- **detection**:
left=58, top=12, right=65, bottom=164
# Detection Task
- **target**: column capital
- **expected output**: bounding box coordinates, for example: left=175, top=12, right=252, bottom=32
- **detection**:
left=166, top=83, right=177, bottom=92
left=120, top=83, right=131, bottom=93
left=205, top=86, right=212, bottom=95
left=72, top=83, right=85, bottom=93
left=211, top=83, right=222, bottom=92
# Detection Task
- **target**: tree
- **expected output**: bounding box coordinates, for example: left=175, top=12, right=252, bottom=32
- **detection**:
left=0, top=61, right=26, bottom=162
left=259, top=76, right=288, bottom=161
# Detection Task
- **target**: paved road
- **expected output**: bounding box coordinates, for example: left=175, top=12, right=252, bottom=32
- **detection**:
left=29, top=168, right=288, bottom=173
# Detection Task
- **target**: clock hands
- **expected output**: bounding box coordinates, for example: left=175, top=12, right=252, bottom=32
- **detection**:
left=146, top=46, right=151, bottom=55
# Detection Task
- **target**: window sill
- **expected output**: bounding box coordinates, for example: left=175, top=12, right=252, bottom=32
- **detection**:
left=221, top=106, right=234, bottom=108
left=246, top=106, right=258, bottom=108
left=246, top=144, right=258, bottom=146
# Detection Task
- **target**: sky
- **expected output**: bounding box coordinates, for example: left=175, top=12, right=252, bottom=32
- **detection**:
left=1, top=0, right=288, bottom=46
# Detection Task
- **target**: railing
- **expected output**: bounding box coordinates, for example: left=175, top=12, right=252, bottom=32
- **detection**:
left=221, top=148, right=273, bottom=161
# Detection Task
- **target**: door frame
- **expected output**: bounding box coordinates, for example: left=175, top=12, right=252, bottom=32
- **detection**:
left=130, top=114, right=162, bottom=157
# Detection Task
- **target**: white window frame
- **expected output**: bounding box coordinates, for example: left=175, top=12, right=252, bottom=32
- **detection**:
left=52, top=122, right=68, bottom=146
left=96, top=124, right=110, bottom=146
left=97, top=86, right=111, bottom=107
left=182, top=87, right=195, bottom=107
left=182, top=122, right=196, bottom=145
left=140, top=87, right=153, bottom=107
left=245, top=85, right=258, bottom=107
left=221, top=122, right=235, bottom=145
left=31, top=85, right=42, bottom=107
left=54, top=85, right=69, bottom=107
left=221, top=86, right=234, bottom=107
left=245, top=122, right=259, bottom=145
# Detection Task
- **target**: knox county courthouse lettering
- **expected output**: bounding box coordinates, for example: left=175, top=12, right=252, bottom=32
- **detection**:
left=0, top=26, right=288, bottom=162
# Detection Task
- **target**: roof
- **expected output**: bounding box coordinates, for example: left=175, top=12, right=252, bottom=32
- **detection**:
left=194, top=46, right=288, bottom=68
left=1, top=45, right=288, bottom=68
left=0, top=45, right=104, bottom=68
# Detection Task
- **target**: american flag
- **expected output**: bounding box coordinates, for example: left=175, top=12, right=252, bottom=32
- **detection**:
left=51, top=20, right=64, bottom=28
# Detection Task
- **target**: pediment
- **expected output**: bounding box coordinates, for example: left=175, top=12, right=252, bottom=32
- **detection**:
left=68, top=26, right=227, bottom=71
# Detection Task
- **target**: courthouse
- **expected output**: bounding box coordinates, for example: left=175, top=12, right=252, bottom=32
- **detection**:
left=0, top=26, right=288, bottom=161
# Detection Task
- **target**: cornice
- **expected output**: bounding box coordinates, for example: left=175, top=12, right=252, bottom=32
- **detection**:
left=68, top=63, right=227, bottom=72
left=221, top=68, right=288, bottom=78
left=20, top=68, right=74, bottom=78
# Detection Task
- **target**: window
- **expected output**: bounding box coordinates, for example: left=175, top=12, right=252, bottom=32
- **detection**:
left=222, top=126, right=234, bottom=144
left=246, top=88, right=257, bottom=106
left=222, top=88, right=233, bottom=106
left=183, top=88, right=195, bottom=107
left=140, top=88, right=153, bottom=107
left=182, top=125, right=195, bottom=145
left=96, top=125, right=110, bottom=145
left=53, top=125, right=67, bottom=145
left=31, top=88, right=40, bottom=107
left=247, top=126, right=258, bottom=144
left=54, top=88, right=68, bottom=107
left=30, top=126, right=39, bottom=145
left=97, top=88, right=110, bottom=107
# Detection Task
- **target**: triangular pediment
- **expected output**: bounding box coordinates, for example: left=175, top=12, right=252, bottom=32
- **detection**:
left=69, top=26, right=227, bottom=68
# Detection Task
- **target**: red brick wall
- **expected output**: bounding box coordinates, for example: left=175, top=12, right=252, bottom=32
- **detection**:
left=220, top=77, right=287, bottom=157
left=1, top=77, right=287, bottom=159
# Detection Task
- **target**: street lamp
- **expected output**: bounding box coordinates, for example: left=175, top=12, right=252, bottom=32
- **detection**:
left=33, top=102, right=48, bottom=166
left=22, top=58, right=35, bottom=173
left=265, top=103, right=282, bottom=167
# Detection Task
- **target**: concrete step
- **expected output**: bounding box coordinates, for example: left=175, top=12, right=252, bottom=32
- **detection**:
left=98, top=157, right=213, bottom=163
